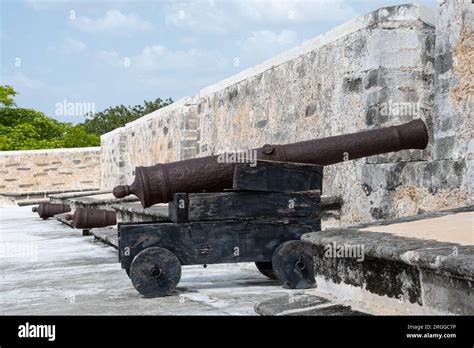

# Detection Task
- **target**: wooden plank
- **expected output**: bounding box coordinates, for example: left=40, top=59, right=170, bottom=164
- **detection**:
left=233, top=160, right=323, bottom=193
left=118, top=218, right=321, bottom=268
left=169, top=190, right=320, bottom=223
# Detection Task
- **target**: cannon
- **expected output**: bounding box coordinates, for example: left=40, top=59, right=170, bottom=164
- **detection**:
left=65, top=207, right=117, bottom=229
left=113, top=119, right=428, bottom=207
left=32, top=202, right=71, bottom=220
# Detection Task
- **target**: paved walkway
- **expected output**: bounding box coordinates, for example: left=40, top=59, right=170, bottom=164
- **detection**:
left=0, top=206, right=321, bottom=315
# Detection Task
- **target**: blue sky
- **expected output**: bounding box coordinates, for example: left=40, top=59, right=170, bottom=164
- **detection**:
left=1, top=0, right=437, bottom=123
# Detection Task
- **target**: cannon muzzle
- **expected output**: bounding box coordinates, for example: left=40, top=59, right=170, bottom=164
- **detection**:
left=114, top=119, right=428, bottom=207
left=33, top=202, right=71, bottom=219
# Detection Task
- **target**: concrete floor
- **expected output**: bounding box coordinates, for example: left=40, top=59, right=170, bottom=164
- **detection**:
left=0, top=206, right=318, bottom=315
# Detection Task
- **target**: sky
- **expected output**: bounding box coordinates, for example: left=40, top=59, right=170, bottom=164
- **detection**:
left=1, top=0, right=437, bottom=123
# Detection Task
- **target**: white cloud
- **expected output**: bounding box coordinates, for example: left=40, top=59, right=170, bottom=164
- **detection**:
left=72, top=9, right=154, bottom=33
left=238, top=29, right=300, bottom=63
left=241, top=29, right=298, bottom=52
left=2, top=71, right=44, bottom=90
left=98, top=45, right=228, bottom=74
left=165, top=1, right=236, bottom=35
left=61, top=38, right=87, bottom=54
left=47, top=38, right=87, bottom=55
left=165, top=0, right=357, bottom=35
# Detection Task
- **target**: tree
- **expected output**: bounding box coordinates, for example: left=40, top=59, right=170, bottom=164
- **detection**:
left=0, top=85, right=171, bottom=150
left=0, top=85, right=17, bottom=108
left=83, top=97, right=173, bottom=136
left=0, top=86, right=100, bottom=150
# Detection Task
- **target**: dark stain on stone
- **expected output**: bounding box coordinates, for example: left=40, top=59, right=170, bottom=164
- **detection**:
left=453, top=160, right=465, bottom=179
left=365, top=106, right=378, bottom=126
left=365, top=69, right=379, bottom=89
left=370, top=207, right=388, bottom=220
left=386, top=162, right=406, bottom=191
left=364, top=259, right=421, bottom=304
left=163, top=127, right=169, bottom=135
left=256, top=119, right=268, bottom=128
left=362, top=183, right=372, bottom=196
left=435, top=51, right=453, bottom=75
left=313, top=245, right=421, bottom=304
left=343, top=77, right=362, bottom=93
left=305, top=102, right=318, bottom=117
left=423, top=162, right=437, bottom=194
left=228, top=88, right=238, bottom=102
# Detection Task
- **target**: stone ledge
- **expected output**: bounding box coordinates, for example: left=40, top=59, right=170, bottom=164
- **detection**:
left=111, top=202, right=170, bottom=223
left=301, top=206, right=473, bottom=314
left=0, top=188, right=100, bottom=197
left=49, top=190, right=111, bottom=204
left=255, top=293, right=369, bottom=316
left=69, top=193, right=138, bottom=210
left=0, top=147, right=101, bottom=156
left=89, top=226, right=118, bottom=249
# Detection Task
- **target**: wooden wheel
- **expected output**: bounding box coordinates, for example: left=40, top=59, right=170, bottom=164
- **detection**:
left=255, top=262, right=277, bottom=280
left=130, top=247, right=181, bottom=297
left=272, top=240, right=315, bottom=289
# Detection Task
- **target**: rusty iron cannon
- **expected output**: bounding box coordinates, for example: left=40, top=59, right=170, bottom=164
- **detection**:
left=32, top=202, right=71, bottom=219
left=65, top=207, right=117, bottom=229
left=113, top=119, right=428, bottom=208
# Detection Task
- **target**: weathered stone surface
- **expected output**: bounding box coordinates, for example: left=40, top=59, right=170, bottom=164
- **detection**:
left=433, top=0, right=473, bottom=202
left=301, top=206, right=474, bottom=314
left=254, top=293, right=368, bottom=316
left=111, top=202, right=169, bottom=223
left=70, top=193, right=138, bottom=211
left=0, top=147, right=101, bottom=195
left=100, top=3, right=471, bottom=227
left=49, top=190, right=108, bottom=204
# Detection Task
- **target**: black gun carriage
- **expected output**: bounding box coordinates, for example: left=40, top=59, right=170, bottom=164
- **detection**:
left=116, top=119, right=429, bottom=297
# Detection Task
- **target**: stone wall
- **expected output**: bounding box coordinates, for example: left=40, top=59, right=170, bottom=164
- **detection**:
left=434, top=0, right=473, bottom=203
left=100, top=3, right=472, bottom=226
left=0, top=147, right=101, bottom=194
left=100, top=97, right=199, bottom=189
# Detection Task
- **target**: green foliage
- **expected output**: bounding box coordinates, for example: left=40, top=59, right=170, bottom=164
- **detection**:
left=0, top=85, right=17, bottom=108
left=83, top=97, right=173, bottom=136
left=0, top=107, right=101, bottom=151
left=0, top=85, right=172, bottom=151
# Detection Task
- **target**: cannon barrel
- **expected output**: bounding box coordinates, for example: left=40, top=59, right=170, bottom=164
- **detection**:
left=114, top=119, right=428, bottom=208
left=66, top=207, right=117, bottom=229
left=32, top=202, right=71, bottom=219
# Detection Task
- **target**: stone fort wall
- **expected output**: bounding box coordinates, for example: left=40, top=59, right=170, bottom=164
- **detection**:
left=0, top=147, right=101, bottom=194
left=99, top=2, right=472, bottom=226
